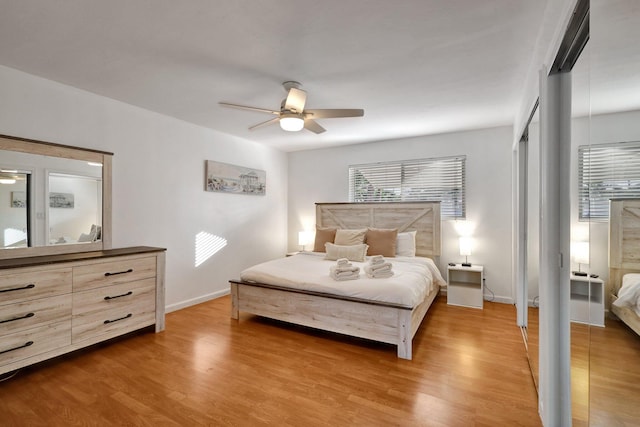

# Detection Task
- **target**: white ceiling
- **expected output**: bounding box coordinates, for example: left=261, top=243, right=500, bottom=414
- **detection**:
left=0, top=1, right=554, bottom=151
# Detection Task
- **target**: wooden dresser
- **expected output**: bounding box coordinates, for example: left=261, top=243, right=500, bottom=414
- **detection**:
left=0, top=246, right=165, bottom=375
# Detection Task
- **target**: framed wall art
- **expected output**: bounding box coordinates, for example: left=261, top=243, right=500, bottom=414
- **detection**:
left=11, top=191, right=26, bottom=208
left=49, top=192, right=74, bottom=208
left=205, top=160, right=266, bottom=196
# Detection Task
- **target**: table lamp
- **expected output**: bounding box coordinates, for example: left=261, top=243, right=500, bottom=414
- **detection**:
left=572, top=241, right=589, bottom=276
left=459, top=237, right=472, bottom=267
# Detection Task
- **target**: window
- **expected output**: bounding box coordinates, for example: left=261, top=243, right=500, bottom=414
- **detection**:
left=578, top=141, right=640, bottom=220
left=348, top=156, right=466, bottom=218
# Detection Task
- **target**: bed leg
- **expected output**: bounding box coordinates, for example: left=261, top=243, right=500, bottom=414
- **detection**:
left=397, top=311, right=412, bottom=360
left=230, top=282, right=239, bottom=320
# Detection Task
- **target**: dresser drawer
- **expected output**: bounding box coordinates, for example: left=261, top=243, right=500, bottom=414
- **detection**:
left=0, top=321, right=71, bottom=367
left=0, top=294, right=71, bottom=336
left=0, top=267, right=72, bottom=306
left=72, top=281, right=156, bottom=343
left=72, top=278, right=155, bottom=316
left=73, top=256, right=156, bottom=292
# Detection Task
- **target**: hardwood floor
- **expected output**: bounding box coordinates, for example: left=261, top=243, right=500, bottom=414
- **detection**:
left=0, top=295, right=540, bottom=426
left=588, top=316, right=640, bottom=426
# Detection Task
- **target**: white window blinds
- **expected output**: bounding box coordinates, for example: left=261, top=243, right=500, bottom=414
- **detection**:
left=348, top=156, right=466, bottom=218
left=578, top=141, right=640, bottom=220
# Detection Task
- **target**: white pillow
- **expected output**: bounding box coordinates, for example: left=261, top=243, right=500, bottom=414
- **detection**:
left=334, top=229, right=367, bottom=246
left=615, top=273, right=640, bottom=308
left=324, top=242, right=368, bottom=262
left=77, top=233, right=93, bottom=243
left=396, top=230, right=417, bottom=257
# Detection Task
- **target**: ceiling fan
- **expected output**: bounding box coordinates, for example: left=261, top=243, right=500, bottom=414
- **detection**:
left=219, top=81, right=364, bottom=134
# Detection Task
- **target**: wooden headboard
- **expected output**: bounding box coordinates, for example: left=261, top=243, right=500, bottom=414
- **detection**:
left=316, top=202, right=441, bottom=258
left=609, top=199, right=640, bottom=292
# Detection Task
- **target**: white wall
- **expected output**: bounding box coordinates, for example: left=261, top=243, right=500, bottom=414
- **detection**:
left=0, top=65, right=288, bottom=311
left=288, top=126, right=515, bottom=303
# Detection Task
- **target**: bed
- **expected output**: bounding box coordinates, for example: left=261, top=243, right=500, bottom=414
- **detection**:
left=609, top=199, right=640, bottom=335
left=229, top=201, right=443, bottom=359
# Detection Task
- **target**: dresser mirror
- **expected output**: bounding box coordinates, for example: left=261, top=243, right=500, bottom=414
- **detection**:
left=0, top=134, right=112, bottom=259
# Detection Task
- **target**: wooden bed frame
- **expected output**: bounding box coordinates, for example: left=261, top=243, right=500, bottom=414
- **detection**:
left=230, top=201, right=442, bottom=360
left=609, top=199, right=640, bottom=335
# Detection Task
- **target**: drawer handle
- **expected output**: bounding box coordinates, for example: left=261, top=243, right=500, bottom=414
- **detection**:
left=0, top=312, right=35, bottom=324
left=103, top=313, right=133, bottom=324
left=0, top=340, right=34, bottom=355
left=104, top=268, right=133, bottom=277
left=104, top=291, right=133, bottom=301
left=0, top=283, right=35, bottom=293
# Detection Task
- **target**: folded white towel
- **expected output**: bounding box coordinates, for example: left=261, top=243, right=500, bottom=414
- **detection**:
left=330, top=265, right=360, bottom=281
left=369, top=262, right=392, bottom=272
left=364, top=263, right=394, bottom=279
left=331, top=265, right=359, bottom=274
left=366, top=270, right=394, bottom=279
left=364, top=265, right=382, bottom=275
left=369, top=255, right=385, bottom=265
left=336, top=258, right=351, bottom=266
left=331, top=272, right=360, bottom=281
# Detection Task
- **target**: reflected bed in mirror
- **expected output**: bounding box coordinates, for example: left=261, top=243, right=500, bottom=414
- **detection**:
left=0, top=134, right=112, bottom=259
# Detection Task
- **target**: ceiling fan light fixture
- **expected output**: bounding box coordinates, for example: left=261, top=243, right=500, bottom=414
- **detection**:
left=280, top=114, right=304, bottom=132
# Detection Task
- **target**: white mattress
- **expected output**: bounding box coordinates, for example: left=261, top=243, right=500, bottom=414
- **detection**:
left=240, top=252, right=446, bottom=308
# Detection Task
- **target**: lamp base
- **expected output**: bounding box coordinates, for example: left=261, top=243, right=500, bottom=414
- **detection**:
left=461, top=262, right=472, bottom=267
left=572, top=271, right=588, bottom=277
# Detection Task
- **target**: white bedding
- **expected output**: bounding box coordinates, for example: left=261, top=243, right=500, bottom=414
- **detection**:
left=613, top=273, right=640, bottom=316
left=240, top=252, right=446, bottom=308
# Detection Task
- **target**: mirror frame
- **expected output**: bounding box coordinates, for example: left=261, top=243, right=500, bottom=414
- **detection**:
left=0, top=133, right=112, bottom=259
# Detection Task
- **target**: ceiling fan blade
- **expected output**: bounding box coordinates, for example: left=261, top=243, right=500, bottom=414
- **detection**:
left=219, top=102, right=279, bottom=115
left=249, top=117, right=280, bottom=131
left=304, top=119, right=326, bottom=134
left=304, top=109, right=364, bottom=119
left=284, top=88, right=307, bottom=112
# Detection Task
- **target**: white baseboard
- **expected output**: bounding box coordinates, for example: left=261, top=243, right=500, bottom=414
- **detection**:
left=440, top=287, right=514, bottom=305
left=489, top=295, right=514, bottom=305
left=165, top=288, right=230, bottom=313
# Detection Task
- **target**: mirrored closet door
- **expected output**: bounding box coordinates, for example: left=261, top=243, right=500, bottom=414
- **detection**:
left=570, top=35, right=590, bottom=427
left=582, top=0, right=640, bottom=424
left=517, top=105, right=540, bottom=392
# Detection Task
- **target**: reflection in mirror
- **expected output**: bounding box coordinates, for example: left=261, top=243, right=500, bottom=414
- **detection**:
left=587, top=0, right=640, bottom=424
left=0, top=147, right=103, bottom=249
left=0, top=134, right=111, bottom=259
left=526, top=107, right=540, bottom=392
left=47, top=172, right=102, bottom=246
left=516, top=98, right=540, bottom=393
left=570, top=36, right=591, bottom=427
left=0, top=169, right=30, bottom=248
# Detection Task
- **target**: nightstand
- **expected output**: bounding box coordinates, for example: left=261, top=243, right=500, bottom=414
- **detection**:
left=447, top=264, right=484, bottom=309
left=570, top=274, right=605, bottom=327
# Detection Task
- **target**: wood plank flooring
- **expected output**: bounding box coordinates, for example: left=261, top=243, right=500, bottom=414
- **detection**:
left=588, top=316, right=640, bottom=426
left=0, top=295, right=540, bottom=426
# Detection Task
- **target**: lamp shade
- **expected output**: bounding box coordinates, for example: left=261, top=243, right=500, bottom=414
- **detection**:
left=459, top=237, right=472, bottom=256
left=280, top=114, right=304, bottom=132
left=572, top=241, right=589, bottom=265
left=298, top=231, right=313, bottom=247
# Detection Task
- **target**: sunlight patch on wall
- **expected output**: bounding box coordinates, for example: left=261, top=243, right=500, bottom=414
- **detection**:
left=195, top=231, right=227, bottom=267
